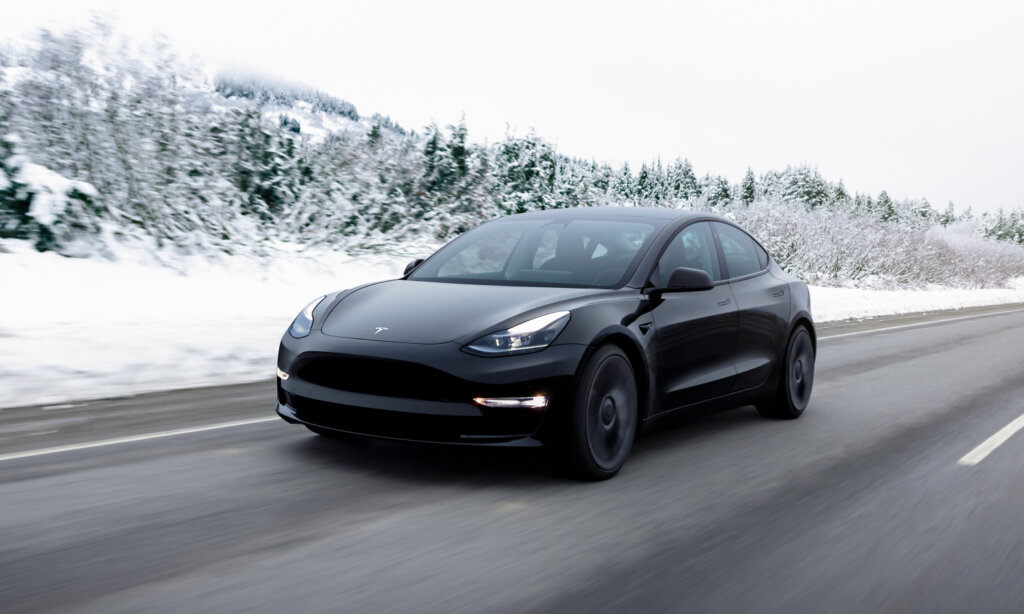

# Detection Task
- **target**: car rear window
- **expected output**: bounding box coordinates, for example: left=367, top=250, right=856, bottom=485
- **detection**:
left=713, top=222, right=764, bottom=279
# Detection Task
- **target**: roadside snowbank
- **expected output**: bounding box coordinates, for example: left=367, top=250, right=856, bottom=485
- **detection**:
left=810, top=282, right=1024, bottom=321
left=0, top=241, right=426, bottom=409
left=2, top=242, right=1023, bottom=409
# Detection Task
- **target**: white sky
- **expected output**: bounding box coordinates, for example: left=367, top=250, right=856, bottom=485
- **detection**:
left=3, top=0, right=1023, bottom=213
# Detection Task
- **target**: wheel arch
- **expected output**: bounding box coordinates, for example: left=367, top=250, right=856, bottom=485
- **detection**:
left=582, top=330, right=653, bottom=423
left=760, top=312, right=816, bottom=399
left=790, top=313, right=816, bottom=353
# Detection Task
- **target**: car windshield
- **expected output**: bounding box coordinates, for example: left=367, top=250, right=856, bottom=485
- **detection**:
left=409, top=218, right=658, bottom=288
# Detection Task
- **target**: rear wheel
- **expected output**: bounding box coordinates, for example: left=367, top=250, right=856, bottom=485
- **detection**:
left=757, top=325, right=814, bottom=419
left=561, top=345, right=638, bottom=480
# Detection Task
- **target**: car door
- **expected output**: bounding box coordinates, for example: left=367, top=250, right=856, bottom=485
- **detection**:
left=710, top=222, right=790, bottom=392
left=650, top=221, right=739, bottom=411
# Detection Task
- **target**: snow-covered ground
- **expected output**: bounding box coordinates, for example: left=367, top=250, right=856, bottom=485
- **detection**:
left=810, top=282, right=1024, bottom=321
left=2, top=241, right=1023, bottom=409
left=0, top=240, right=426, bottom=409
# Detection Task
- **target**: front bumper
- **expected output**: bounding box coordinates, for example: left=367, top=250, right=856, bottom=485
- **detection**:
left=276, top=333, right=586, bottom=446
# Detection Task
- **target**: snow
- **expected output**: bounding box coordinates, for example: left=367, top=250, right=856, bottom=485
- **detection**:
left=0, top=240, right=430, bottom=409
left=265, top=103, right=363, bottom=143
left=809, top=282, right=1024, bottom=321
left=0, top=66, right=33, bottom=90
left=1, top=242, right=1023, bottom=409
left=15, top=162, right=98, bottom=225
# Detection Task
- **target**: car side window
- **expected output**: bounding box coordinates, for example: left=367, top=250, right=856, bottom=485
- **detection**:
left=655, top=222, right=722, bottom=286
left=532, top=228, right=558, bottom=269
left=712, top=222, right=764, bottom=279
left=754, top=242, right=769, bottom=269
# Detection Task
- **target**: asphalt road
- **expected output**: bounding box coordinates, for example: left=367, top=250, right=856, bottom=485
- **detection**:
left=2, top=305, right=1024, bottom=613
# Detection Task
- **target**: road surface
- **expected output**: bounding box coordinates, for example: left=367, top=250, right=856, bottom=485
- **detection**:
left=2, top=305, right=1024, bottom=613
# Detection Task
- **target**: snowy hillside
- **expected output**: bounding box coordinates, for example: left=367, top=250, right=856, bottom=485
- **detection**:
left=2, top=25, right=1023, bottom=289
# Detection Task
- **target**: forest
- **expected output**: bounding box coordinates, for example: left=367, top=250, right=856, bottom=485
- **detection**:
left=2, top=26, right=1023, bottom=288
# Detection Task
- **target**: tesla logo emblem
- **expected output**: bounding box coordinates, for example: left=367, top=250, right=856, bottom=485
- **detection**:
left=374, top=327, right=390, bottom=335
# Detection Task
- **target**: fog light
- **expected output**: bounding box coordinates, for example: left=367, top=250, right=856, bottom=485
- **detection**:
left=472, top=396, right=548, bottom=409
left=276, top=367, right=289, bottom=381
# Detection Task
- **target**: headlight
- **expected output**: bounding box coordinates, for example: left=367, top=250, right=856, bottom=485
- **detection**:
left=466, top=311, right=570, bottom=355
left=288, top=296, right=326, bottom=338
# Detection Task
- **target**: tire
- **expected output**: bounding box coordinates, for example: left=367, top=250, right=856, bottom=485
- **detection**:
left=757, top=325, right=815, bottom=419
left=561, top=345, right=639, bottom=480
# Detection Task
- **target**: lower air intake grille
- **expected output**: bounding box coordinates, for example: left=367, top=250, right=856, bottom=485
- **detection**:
left=296, top=354, right=468, bottom=401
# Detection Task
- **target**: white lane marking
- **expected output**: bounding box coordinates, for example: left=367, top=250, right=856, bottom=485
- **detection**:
left=957, top=412, right=1024, bottom=466
left=819, top=307, right=1024, bottom=341
left=0, top=417, right=279, bottom=463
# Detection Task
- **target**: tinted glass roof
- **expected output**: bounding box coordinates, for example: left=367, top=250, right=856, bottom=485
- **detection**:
left=505, top=206, right=719, bottom=223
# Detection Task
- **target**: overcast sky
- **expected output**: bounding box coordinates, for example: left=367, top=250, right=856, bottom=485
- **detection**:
left=3, top=0, right=1023, bottom=213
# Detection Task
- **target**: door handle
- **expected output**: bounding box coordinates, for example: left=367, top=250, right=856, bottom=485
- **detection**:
left=772, top=289, right=785, bottom=297
left=717, top=298, right=732, bottom=306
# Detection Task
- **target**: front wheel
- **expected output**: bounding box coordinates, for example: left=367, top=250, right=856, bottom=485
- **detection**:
left=561, top=345, right=638, bottom=480
left=757, top=325, right=815, bottom=419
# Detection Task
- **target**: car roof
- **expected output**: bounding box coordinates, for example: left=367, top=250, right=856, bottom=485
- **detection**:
left=505, top=206, right=726, bottom=224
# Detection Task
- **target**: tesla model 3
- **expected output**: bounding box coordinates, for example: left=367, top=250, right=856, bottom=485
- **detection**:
left=276, top=207, right=815, bottom=479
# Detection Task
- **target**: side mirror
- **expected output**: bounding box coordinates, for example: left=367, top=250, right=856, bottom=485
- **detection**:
left=665, top=267, right=714, bottom=292
left=404, top=258, right=425, bottom=276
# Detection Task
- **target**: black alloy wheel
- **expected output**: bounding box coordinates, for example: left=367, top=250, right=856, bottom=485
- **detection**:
left=757, top=325, right=815, bottom=419
left=564, top=345, right=638, bottom=480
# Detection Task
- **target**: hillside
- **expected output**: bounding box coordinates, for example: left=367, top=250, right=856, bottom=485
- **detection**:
left=1, top=25, right=1023, bottom=288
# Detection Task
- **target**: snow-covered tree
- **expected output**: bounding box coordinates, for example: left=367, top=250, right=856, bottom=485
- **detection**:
left=938, top=202, right=956, bottom=226
left=877, top=190, right=896, bottom=222
left=741, top=168, right=756, bottom=205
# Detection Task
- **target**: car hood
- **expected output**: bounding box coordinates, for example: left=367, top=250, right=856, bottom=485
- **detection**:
left=320, top=280, right=602, bottom=344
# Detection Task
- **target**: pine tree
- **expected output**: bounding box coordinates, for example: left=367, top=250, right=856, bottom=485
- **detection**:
left=703, top=174, right=731, bottom=206
left=636, top=163, right=652, bottom=201
left=649, top=159, right=666, bottom=204
left=832, top=180, right=849, bottom=207
left=678, top=159, right=699, bottom=199
left=939, top=202, right=956, bottom=226
left=877, top=190, right=896, bottom=222
left=279, top=114, right=301, bottom=135
left=908, top=197, right=934, bottom=223
left=0, top=134, right=31, bottom=240
left=612, top=162, right=634, bottom=202
left=447, top=118, right=469, bottom=177
left=741, top=168, right=756, bottom=205
left=421, top=123, right=443, bottom=192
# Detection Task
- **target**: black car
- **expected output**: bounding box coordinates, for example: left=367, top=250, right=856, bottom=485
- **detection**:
left=276, top=207, right=815, bottom=479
